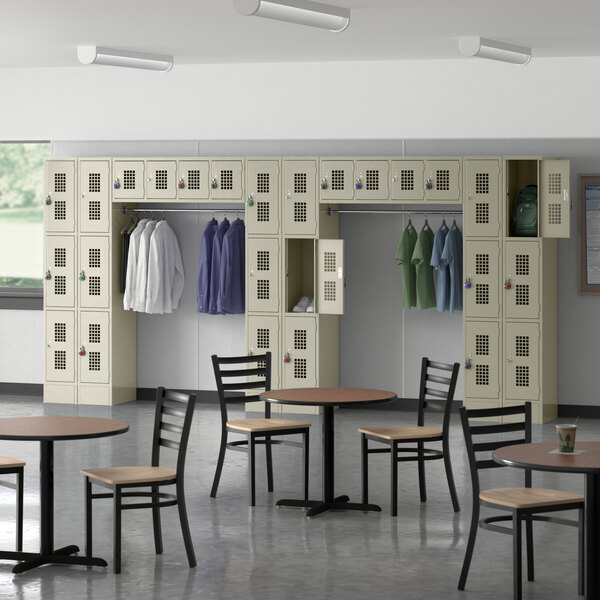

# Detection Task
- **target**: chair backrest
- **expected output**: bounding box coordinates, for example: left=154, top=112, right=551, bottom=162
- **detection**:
left=211, top=352, right=272, bottom=425
left=151, top=387, right=197, bottom=476
left=417, top=357, right=460, bottom=433
left=459, top=402, right=532, bottom=499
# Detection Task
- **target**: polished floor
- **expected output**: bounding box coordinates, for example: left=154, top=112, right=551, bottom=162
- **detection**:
left=0, top=396, right=590, bottom=599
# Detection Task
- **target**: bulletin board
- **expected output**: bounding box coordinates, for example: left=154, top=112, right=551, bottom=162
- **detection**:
left=579, top=174, right=600, bottom=294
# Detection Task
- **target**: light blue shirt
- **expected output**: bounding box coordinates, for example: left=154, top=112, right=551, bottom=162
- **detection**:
left=430, top=228, right=450, bottom=312
left=441, top=227, right=463, bottom=313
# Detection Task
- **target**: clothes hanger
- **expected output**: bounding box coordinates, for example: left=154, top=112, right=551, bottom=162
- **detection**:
left=440, top=214, right=449, bottom=231
left=451, top=213, right=458, bottom=230
left=423, top=213, right=430, bottom=231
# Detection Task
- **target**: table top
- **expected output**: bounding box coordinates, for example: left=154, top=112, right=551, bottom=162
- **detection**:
left=494, top=441, right=600, bottom=474
left=260, top=387, right=397, bottom=407
left=0, top=416, right=129, bottom=441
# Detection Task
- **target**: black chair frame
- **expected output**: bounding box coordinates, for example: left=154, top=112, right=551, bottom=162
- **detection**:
left=0, top=465, right=24, bottom=551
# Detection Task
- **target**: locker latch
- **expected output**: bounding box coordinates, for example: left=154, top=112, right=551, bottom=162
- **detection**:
left=113, top=178, right=120, bottom=190
left=44, top=269, right=51, bottom=280
left=79, top=270, right=86, bottom=281
left=506, top=353, right=513, bottom=363
left=44, top=195, right=52, bottom=206
left=425, top=177, right=433, bottom=190
left=79, top=346, right=86, bottom=357
left=211, top=177, right=218, bottom=189
left=283, top=352, right=290, bottom=363
left=178, top=178, right=185, bottom=189
left=247, top=193, right=254, bottom=207
left=464, top=277, right=471, bottom=289
left=355, top=177, right=362, bottom=190
left=504, top=277, right=511, bottom=290
left=320, top=177, right=328, bottom=190
left=464, top=356, right=472, bottom=369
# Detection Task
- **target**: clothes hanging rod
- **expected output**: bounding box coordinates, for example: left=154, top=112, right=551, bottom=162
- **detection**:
left=327, top=207, right=463, bottom=216
left=122, top=204, right=243, bottom=214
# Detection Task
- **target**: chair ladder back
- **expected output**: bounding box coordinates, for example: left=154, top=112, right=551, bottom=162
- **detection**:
left=418, top=358, right=460, bottom=430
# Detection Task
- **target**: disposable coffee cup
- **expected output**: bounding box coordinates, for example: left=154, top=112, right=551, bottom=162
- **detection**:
left=556, top=424, right=577, bottom=453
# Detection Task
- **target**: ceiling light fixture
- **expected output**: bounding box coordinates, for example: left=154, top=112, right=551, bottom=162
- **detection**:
left=233, top=0, right=350, bottom=32
left=458, top=37, right=531, bottom=66
left=77, top=46, right=174, bottom=72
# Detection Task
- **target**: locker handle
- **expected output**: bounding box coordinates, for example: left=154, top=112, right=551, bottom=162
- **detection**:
left=45, top=195, right=52, bottom=206
left=464, top=357, right=471, bottom=369
left=425, top=177, right=433, bottom=190
left=504, top=277, right=511, bottom=290
left=247, top=193, right=254, bottom=207
left=211, top=177, right=218, bottom=189
left=79, top=346, right=86, bottom=357
left=283, top=352, right=290, bottom=363
left=320, top=177, right=328, bottom=190
left=506, top=353, right=513, bottom=363
left=79, top=270, right=86, bottom=281
left=45, top=269, right=51, bottom=281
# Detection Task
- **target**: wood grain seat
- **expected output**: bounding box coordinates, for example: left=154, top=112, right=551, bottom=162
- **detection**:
left=0, top=456, right=25, bottom=468
left=81, top=466, right=176, bottom=485
left=358, top=425, right=441, bottom=441
left=227, top=418, right=311, bottom=433
left=480, top=487, right=585, bottom=509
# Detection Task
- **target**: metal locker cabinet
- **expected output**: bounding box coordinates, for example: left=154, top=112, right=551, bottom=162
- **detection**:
left=283, top=316, right=317, bottom=388
left=45, top=310, right=76, bottom=383
left=464, top=320, right=500, bottom=400
left=320, top=159, right=354, bottom=201
left=464, top=240, right=500, bottom=319
left=78, top=236, right=110, bottom=309
left=283, top=159, right=317, bottom=236
left=504, top=322, right=540, bottom=401
left=79, top=159, right=110, bottom=234
left=113, top=160, right=145, bottom=199
left=424, top=160, right=461, bottom=202
left=247, top=238, right=280, bottom=313
left=177, top=159, right=210, bottom=200
left=44, top=236, right=75, bottom=308
left=355, top=160, right=389, bottom=201
left=503, top=241, right=540, bottom=320
left=247, top=315, right=281, bottom=390
left=78, top=311, right=110, bottom=384
left=539, top=159, right=570, bottom=238
left=464, top=159, right=501, bottom=237
left=317, top=239, right=344, bottom=315
left=390, top=160, right=424, bottom=201
left=210, top=160, right=244, bottom=200
left=146, top=160, right=177, bottom=200
left=44, top=160, right=76, bottom=233
left=246, top=159, right=280, bottom=235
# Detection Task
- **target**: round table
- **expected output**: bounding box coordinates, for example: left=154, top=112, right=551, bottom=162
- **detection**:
left=494, top=441, right=600, bottom=600
left=0, top=416, right=129, bottom=573
left=260, top=387, right=396, bottom=517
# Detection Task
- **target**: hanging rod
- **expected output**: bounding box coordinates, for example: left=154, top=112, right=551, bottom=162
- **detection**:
left=122, top=204, right=243, bottom=214
left=327, top=206, right=463, bottom=216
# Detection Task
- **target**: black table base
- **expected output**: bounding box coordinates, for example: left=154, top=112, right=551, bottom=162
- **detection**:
left=277, top=495, right=382, bottom=517
left=0, top=545, right=107, bottom=574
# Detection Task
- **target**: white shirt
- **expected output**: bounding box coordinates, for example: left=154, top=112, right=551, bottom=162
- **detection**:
left=132, top=220, right=158, bottom=312
left=123, top=219, right=149, bottom=310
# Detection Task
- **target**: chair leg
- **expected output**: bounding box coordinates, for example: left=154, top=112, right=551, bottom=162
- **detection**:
left=458, top=501, right=480, bottom=590
left=84, top=476, right=93, bottom=558
left=176, top=480, right=197, bottom=568
left=391, top=441, right=398, bottom=517
left=113, top=486, right=122, bottom=574
left=210, top=430, right=228, bottom=498
left=248, top=434, right=256, bottom=507
left=361, top=434, right=369, bottom=505
left=442, top=435, right=460, bottom=513
left=578, top=506, right=585, bottom=596
left=265, top=434, right=274, bottom=493
left=151, top=484, right=163, bottom=555
left=16, top=468, right=23, bottom=552
left=302, top=430, right=309, bottom=503
left=417, top=441, right=427, bottom=503
left=525, top=515, right=534, bottom=582
left=513, top=512, right=522, bottom=600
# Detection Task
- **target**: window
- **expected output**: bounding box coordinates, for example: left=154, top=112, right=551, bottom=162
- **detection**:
left=0, top=142, right=51, bottom=308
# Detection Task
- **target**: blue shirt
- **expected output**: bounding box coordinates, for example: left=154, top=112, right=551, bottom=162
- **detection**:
left=430, top=227, right=450, bottom=312
left=208, top=219, right=230, bottom=315
left=219, top=218, right=246, bottom=315
left=197, top=218, right=218, bottom=313
left=441, top=227, right=463, bottom=313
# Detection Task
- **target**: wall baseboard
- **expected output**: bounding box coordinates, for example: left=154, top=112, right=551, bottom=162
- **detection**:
left=0, top=382, right=43, bottom=396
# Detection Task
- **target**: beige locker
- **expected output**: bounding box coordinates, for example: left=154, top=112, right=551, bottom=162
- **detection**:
left=44, top=160, right=76, bottom=233
left=355, top=160, right=389, bottom=201
left=503, top=241, right=540, bottom=320
left=504, top=322, right=540, bottom=401
left=283, top=160, right=317, bottom=236
left=45, top=236, right=75, bottom=308
left=113, top=160, right=145, bottom=199
left=247, top=238, right=280, bottom=313
left=247, top=315, right=281, bottom=390
left=539, top=159, right=570, bottom=238
left=146, top=160, right=177, bottom=200
left=45, top=310, right=76, bottom=383
left=319, top=160, right=354, bottom=201
left=210, top=160, right=243, bottom=200
left=317, top=239, right=344, bottom=315
left=283, top=316, right=317, bottom=388
left=464, top=159, right=500, bottom=237
left=79, top=236, right=110, bottom=309
left=246, top=159, right=280, bottom=235
left=79, top=160, right=110, bottom=234
left=78, top=311, right=110, bottom=384
left=390, top=160, right=425, bottom=201
left=424, top=160, right=461, bottom=201
left=177, top=160, right=210, bottom=200
left=464, top=320, right=500, bottom=400
left=464, top=240, right=500, bottom=319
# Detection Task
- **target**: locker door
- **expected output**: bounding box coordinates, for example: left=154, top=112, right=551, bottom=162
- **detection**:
left=283, top=316, right=317, bottom=388
left=79, top=311, right=110, bottom=384
left=177, top=160, right=210, bottom=200
left=210, top=160, right=244, bottom=200
left=146, top=160, right=177, bottom=200
left=113, top=160, right=145, bottom=199
left=247, top=315, right=281, bottom=390
left=317, top=239, right=344, bottom=314
left=320, top=160, right=354, bottom=201
left=464, top=159, right=500, bottom=237
left=283, top=160, right=317, bottom=236
left=79, top=237, right=110, bottom=309
left=44, top=160, right=76, bottom=233
left=247, top=238, right=280, bottom=313
left=45, top=236, right=75, bottom=308
left=504, top=322, right=540, bottom=400
left=464, top=240, right=500, bottom=318
left=79, top=159, right=110, bottom=234
left=356, top=160, right=389, bottom=201
left=425, top=160, right=461, bottom=201
left=503, top=241, right=540, bottom=319
left=246, top=160, right=280, bottom=235
left=539, top=159, right=570, bottom=238
left=464, top=321, right=500, bottom=400
left=390, top=160, right=424, bottom=201
left=45, top=310, right=75, bottom=383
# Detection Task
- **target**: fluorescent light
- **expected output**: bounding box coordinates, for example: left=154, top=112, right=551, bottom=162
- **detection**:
left=77, top=46, right=174, bottom=72
left=233, top=0, right=350, bottom=32
left=458, top=37, right=531, bottom=66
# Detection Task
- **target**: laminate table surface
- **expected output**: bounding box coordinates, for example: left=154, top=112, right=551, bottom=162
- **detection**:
left=0, top=416, right=129, bottom=441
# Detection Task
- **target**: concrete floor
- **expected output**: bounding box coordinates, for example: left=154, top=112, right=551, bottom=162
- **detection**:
left=0, top=396, right=589, bottom=599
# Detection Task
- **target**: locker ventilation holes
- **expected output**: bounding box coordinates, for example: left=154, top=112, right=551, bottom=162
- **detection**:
left=475, top=173, right=489, bottom=194
left=123, top=170, right=135, bottom=190
left=294, top=330, right=307, bottom=350
left=55, top=201, right=66, bottom=220
left=475, top=334, right=489, bottom=355
left=89, top=173, right=101, bottom=193
left=548, top=173, right=562, bottom=195
left=257, top=251, right=269, bottom=271
left=55, top=248, right=66, bottom=268
left=515, top=255, right=529, bottom=275
left=476, top=254, right=489, bottom=274
left=55, top=322, right=66, bottom=343
left=475, top=204, right=489, bottom=224
left=366, top=170, right=379, bottom=191
left=256, top=328, right=269, bottom=349
left=516, top=335, right=529, bottom=356
left=331, top=170, right=344, bottom=190
left=89, top=201, right=101, bottom=221
left=294, top=358, right=307, bottom=379
left=476, top=364, right=489, bottom=386
left=89, top=352, right=101, bottom=371
left=55, top=350, right=67, bottom=370
left=89, top=323, right=101, bottom=344
left=516, top=366, right=530, bottom=387
left=54, top=173, right=66, bottom=192
left=257, top=173, right=269, bottom=193
left=221, top=170, right=233, bottom=190
left=294, top=173, right=307, bottom=194
left=155, top=170, right=168, bottom=190
left=401, top=170, right=414, bottom=191
left=436, top=170, right=450, bottom=191
left=257, top=280, right=269, bottom=299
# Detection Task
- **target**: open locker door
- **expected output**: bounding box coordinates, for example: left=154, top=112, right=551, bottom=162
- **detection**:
left=540, top=159, right=570, bottom=238
left=317, top=239, right=344, bottom=314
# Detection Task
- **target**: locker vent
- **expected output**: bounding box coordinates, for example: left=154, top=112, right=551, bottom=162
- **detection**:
left=155, top=170, right=168, bottom=190
left=256, top=328, right=270, bottom=349
left=294, top=358, right=307, bottom=379
left=324, top=252, right=336, bottom=272
left=365, top=170, right=379, bottom=191
left=89, top=323, right=101, bottom=344
left=294, top=173, right=307, bottom=194
left=475, top=203, right=489, bottom=224
left=475, top=284, right=489, bottom=305
left=54, top=200, right=67, bottom=221
left=188, top=170, right=201, bottom=190
left=548, top=173, right=562, bottom=195
left=400, top=170, right=414, bottom=191
left=54, top=323, right=67, bottom=343
left=515, top=335, right=529, bottom=357
left=257, top=250, right=269, bottom=271
left=123, top=170, right=136, bottom=190
left=548, top=203, right=562, bottom=225
left=294, top=330, right=307, bottom=350
left=89, top=276, right=101, bottom=296
left=54, top=248, right=67, bottom=268
left=89, top=200, right=101, bottom=221
left=475, top=334, right=489, bottom=355
left=436, top=170, right=450, bottom=191
left=257, top=280, right=270, bottom=300
left=89, top=351, right=101, bottom=371
left=515, top=284, right=529, bottom=306
left=516, top=365, right=530, bottom=387
left=475, top=254, right=489, bottom=275
left=331, top=170, right=344, bottom=191
left=475, top=173, right=489, bottom=194
left=475, top=364, right=489, bottom=386
left=55, top=276, right=67, bottom=295
left=257, top=202, right=270, bottom=222
left=89, top=173, right=101, bottom=193
left=294, top=202, right=307, bottom=222
left=220, top=170, right=233, bottom=190
left=54, top=173, right=67, bottom=193
left=257, top=173, right=270, bottom=194
left=257, top=360, right=266, bottom=371
left=55, top=350, right=67, bottom=370
left=324, top=281, right=336, bottom=302
left=89, top=248, right=101, bottom=269
left=515, top=255, right=529, bottom=276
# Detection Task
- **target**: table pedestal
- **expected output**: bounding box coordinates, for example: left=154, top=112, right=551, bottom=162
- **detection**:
left=585, top=473, right=600, bottom=599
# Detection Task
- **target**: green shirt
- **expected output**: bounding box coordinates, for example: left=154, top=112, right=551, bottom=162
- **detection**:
left=411, top=227, right=436, bottom=309
left=395, top=226, right=417, bottom=309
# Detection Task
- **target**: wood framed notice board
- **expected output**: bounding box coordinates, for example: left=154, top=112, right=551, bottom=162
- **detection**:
left=579, top=174, right=600, bottom=294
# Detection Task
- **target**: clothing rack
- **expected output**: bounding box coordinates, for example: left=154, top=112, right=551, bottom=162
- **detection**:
left=327, top=206, right=463, bottom=216
left=122, top=204, right=243, bottom=215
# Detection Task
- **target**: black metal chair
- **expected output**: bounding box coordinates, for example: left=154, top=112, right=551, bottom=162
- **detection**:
left=211, top=352, right=310, bottom=506
left=0, top=456, right=25, bottom=551
left=81, top=387, right=196, bottom=574
left=458, top=403, right=584, bottom=600
left=359, top=357, right=460, bottom=516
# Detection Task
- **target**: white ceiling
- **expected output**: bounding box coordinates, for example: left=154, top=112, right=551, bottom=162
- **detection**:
left=3, top=0, right=599, bottom=69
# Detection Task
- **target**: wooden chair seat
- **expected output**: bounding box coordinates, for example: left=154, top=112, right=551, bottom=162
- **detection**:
left=81, top=466, right=176, bottom=485
left=227, top=418, right=311, bottom=433
left=480, top=487, right=585, bottom=509
left=358, top=425, right=442, bottom=441
left=0, top=456, right=25, bottom=468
